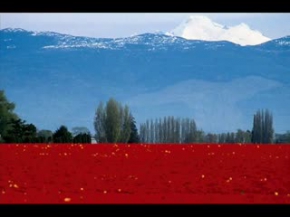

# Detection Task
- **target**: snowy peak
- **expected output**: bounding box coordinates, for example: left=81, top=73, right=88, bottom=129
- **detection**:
left=169, top=15, right=271, bottom=46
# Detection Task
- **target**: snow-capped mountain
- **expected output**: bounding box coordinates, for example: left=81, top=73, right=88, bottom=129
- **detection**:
left=169, top=15, right=271, bottom=46
left=1, top=28, right=290, bottom=134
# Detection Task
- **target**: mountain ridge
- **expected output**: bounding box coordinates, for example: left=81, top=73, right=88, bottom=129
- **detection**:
left=1, top=28, right=290, bottom=50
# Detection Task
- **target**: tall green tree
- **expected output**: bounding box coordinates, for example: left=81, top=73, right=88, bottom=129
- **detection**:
left=94, top=102, right=107, bottom=142
left=94, top=98, right=134, bottom=143
left=119, top=105, right=131, bottom=143
left=53, top=125, right=73, bottom=143
left=105, top=98, right=122, bottom=143
left=252, top=109, right=274, bottom=144
left=0, top=90, right=18, bottom=142
left=128, top=115, right=140, bottom=143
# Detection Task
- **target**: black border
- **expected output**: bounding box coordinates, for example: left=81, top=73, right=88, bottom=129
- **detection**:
left=1, top=0, right=290, bottom=12
left=1, top=204, right=290, bottom=217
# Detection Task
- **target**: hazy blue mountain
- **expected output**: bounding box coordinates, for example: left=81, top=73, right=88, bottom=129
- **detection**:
left=1, top=28, right=290, bottom=134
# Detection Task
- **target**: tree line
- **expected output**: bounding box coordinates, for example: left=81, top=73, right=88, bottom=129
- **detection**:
left=1, top=89, right=289, bottom=144
left=0, top=90, right=91, bottom=143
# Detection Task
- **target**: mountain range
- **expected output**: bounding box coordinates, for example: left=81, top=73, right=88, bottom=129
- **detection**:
left=1, top=27, right=290, bottom=134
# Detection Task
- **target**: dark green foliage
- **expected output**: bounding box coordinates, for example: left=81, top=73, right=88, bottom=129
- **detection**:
left=94, top=98, right=134, bottom=143
left=252, top=109, right=274, bottom=144
left=0, top=90, right=18, bottom=142
left=3, top=119, right=38, bottom=143
left=204, top=133, right=218, bottom=143
left=105, top=98, right=122, bottom=143
left=140, top=116, right=197, bottom=143
left=128, top=115, right=140, bottom=143
left=37, top=130, right=53, bottom=143
left=73, top=133, right=91, bottom=143
left=275, top=131, right=290, bottom=143
left=52, top=125, right=73, bottom=143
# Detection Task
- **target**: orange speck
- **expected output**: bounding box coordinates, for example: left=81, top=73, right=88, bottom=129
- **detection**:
left=207, top=145, right=210, bottom=148
left=287, top=194, right=290, bottom=197
left=2, top=190, right=5, bottom=194
left=168, top=180, right=172, bottom=183
left=274, top=192, right=279, bottom=196
left=229, top=177, right=232, bottom=181
left=264, top=178, right=267, bottom=181
left=118, top=189, right=122, bottom=192
left=13, top=184, right=19, bottom=189
left=112, top=152, right=115, bottom=155
left=80, top=188, right=84, bottom=191
left=201, top=175, right=205, bottom=179
left=257, top=145, right=260, bottom=148
left=218, top=145, right=221, bottom=148
left=125, top=153, right=129, bottom=158
left=232, top=152, right=235, bottom=155
left=64, top=153, right=67, bottom=156
left=182, top=148, right=185, bottom=151
left=103, top=190, right=107, bottom=194
left=64, top=198, right=71, bottom=202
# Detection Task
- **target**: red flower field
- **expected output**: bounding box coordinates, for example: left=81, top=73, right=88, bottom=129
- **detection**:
left=0, top=144, right=289, bottom=204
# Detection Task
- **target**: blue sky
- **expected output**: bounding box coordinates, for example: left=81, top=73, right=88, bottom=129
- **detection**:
left=1, top=13, right=290, bottom=39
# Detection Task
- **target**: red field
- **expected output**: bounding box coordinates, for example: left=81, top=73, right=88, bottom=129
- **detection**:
left=0, top=144, right=289, bottom=204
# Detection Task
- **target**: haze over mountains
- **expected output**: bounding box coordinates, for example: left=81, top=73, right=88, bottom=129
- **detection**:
left=1, top=16, right=290, bottom=134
